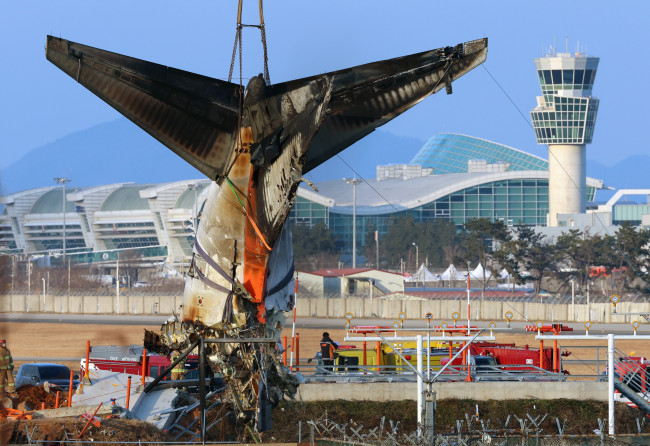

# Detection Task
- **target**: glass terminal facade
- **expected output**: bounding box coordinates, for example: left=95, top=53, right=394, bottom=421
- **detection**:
left=410, top=134, right=548, bottom=174
left=290, top=130, right=601, bottom=252
left=290, top=178, right=596, bottom=251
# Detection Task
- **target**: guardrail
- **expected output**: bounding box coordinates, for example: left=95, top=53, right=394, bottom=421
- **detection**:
left=296, top=361, right=565, bottom=383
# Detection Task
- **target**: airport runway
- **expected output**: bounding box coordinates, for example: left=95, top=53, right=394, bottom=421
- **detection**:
left=1, top=312, right=647, bottom=336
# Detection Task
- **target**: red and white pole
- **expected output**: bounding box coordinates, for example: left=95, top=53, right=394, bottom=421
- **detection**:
left=466, top=273, right=472, bottom=381
left=290, top=274, right=298, bottom=370
left=467, top=274, right=471, bottom=336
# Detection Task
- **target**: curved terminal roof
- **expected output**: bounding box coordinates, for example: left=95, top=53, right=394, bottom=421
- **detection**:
left=305, top=171, right=603, bottom=216
left=30, top=188, right=80, bottom=214
left=100, top=185, right=151, bottom=211
left=174, top=183, right=209, bottom=209
left=410, top=133, right=548, bottom=174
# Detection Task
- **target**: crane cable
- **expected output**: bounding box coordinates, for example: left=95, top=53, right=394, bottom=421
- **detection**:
left=225, top=0, right=271, bottom=179
left=228, top=0, right=270, bottom=85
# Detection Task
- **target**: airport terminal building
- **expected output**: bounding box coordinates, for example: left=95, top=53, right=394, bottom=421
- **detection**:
left=0, top=133, right=619, bottom=266
left=287, top=133, right=604, bottom=253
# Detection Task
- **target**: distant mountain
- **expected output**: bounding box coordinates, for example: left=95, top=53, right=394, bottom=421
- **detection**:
left=587, top=155, right=650, bottom=190
left=1, top=118, right=425, bottom=194
left=1, top=119, right=202, bottom=194
left=4, top=117, right=645, bottom=198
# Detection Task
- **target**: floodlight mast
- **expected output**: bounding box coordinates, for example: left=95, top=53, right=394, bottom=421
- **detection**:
left=54, top=177, right=71, bottom=262
left=343, top=178, right=362, bottom=268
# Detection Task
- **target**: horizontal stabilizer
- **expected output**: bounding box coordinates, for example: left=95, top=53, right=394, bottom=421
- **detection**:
left=46, top=36, right=241, bottom=180
left=266, top=38, right=488, bottom=173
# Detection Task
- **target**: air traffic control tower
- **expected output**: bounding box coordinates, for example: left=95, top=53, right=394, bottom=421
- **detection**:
left=530, top=51, right=599, bottom=226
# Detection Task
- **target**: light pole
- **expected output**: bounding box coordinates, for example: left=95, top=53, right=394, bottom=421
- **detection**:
left=411, top=242, right=419, bottom=273
left=54, top=177, right=71, bottom=262
left=187, top=184, right=199, bottom=235
left=187, top=184, right=199, bottom=271
left=343, top=178, right=362, bottom=268
left=375, top=230, right=379, bottom=269
left=570, top=279, right=575, bottom=321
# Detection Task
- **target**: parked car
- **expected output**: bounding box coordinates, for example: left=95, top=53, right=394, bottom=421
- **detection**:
left=15, top=363, right=80, bottom=391
left=182, top=367, right=224, bottom=393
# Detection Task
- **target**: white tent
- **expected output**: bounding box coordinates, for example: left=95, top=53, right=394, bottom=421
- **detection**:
left=499, top=268, right=510, bottom=279
left=407, top=263, right=438, bottom=282
left=439, top=263, right=460, bottom=281
left=469, top=263, right=491, bottom=280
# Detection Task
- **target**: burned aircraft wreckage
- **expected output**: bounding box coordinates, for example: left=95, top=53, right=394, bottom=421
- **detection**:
left=46, top=34, right=487, bottom=428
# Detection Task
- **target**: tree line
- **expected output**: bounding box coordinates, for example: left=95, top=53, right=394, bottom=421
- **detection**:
left=291, top=217, right=650, bottom=298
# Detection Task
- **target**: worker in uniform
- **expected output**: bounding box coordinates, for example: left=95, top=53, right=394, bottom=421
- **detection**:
left=0, top=340, right=14, bottom=394
left=319, top=332, right=338, bottom=372
left=170, top=349, right=186, bottom=380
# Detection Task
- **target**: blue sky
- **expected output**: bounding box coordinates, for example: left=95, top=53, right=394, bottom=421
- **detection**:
left=1, top=1, right=648, bottom=171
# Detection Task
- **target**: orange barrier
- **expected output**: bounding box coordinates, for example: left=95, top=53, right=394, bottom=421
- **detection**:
left=296, top=334, right=300, bottom=371
left=68, top=370, right=73, bottom=407
left=78, top=402, right=103, bottom=438
left=141, top=348, right=147, bottom=386
left=125, top=376, right=131, bottom=410
left=85, top=340, right=91, bottom=380
left=0, top=408, right=33, bottom=420
left=376, top=341, right=380, bottom=372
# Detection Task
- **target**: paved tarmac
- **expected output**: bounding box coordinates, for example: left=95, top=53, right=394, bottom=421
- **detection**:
left=2, top=312, right=647, bottom=335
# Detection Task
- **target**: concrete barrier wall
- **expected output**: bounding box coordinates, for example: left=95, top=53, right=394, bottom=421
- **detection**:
left=2, top=294, right=649, bottom=322
left=300, top=381, right=608, bottom=402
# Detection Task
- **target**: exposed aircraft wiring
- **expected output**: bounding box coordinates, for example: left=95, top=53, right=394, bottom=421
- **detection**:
left=481, top=64, right=650, bottom=295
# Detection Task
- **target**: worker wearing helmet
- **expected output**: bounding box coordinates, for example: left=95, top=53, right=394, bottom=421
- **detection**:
left=0, top=340, right=14, bottom=394
left=170, top=350, right=186, bottom=380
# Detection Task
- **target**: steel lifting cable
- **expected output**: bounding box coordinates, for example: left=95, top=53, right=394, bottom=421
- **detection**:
left=258, top=0, right=270, bottom=85
left=225, top=0, right=271, bottom=177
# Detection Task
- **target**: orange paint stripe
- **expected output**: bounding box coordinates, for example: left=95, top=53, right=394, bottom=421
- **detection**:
left=242, top=167, right=270, bottom=323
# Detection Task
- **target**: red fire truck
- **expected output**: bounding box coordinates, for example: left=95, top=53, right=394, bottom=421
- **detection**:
left=80, top=345, right=198, bottom=379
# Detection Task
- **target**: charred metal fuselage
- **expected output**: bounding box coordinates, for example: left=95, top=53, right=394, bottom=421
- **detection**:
left=46, top=35, right=487, bottom=427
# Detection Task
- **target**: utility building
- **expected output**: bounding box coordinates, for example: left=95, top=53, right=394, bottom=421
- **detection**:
left=530, top=50, right=600, bottom=226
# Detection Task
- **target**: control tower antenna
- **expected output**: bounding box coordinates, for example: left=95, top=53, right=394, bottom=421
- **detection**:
left=565, top=34, right=568, bottom=53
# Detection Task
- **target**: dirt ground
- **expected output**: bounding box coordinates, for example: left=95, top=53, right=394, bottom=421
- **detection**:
left=2, top=320, right=650, bottom=377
